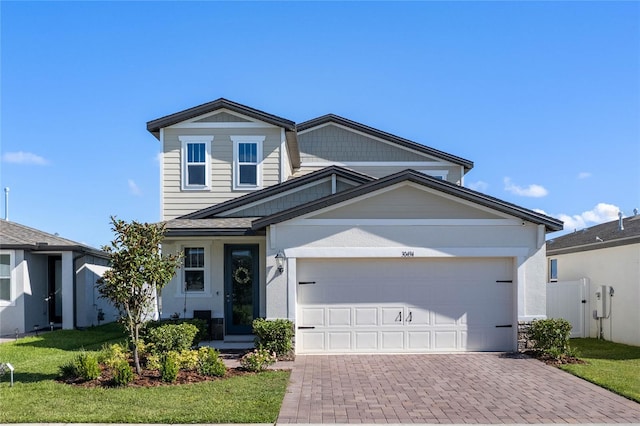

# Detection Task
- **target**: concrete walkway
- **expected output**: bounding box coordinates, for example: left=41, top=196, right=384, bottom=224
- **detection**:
left=277, top=353, right=640, bottom=424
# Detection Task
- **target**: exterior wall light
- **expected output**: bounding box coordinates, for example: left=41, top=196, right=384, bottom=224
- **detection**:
left=275, top=251, right=286, bottom=274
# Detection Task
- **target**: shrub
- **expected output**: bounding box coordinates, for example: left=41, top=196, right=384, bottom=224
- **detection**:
left=252, top=318, right=294, bottom=357
left=142, top=318, right=208, bottom=343
left=197, top=347, right=226, bottom=377
left=59, top=351, right=101, bottom=381
left=175, top=349, right=199, bottom=371
left=112, top=361, right=134, bottom=386
left=527, top=318, right=573, bottom=359
left=145, top=323, right=199, bottom=354
left=99, top=343, right=129, bottom=368
left=160, top=352, right=179, bottom=383
left=145, top=353, right=161, bottom=371
left=239, top=348, right=276, bottom=372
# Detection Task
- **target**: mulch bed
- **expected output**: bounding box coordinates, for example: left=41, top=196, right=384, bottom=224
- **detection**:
left=524, top=350, right=586, bottom=366
left=60, top=364, right=255, bottom=388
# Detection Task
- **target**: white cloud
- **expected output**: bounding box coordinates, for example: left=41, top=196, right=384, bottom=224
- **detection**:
left=1, top=151, right=49, bottom=165
left=503, top=177, right=548, bottom=198
left=552, top=203, right=621, bottom=231
left=577, top=172, right=592, bottom=179
left=467, top=180, right=489, bottom=192
left=128, top=179, right=142, bottom=196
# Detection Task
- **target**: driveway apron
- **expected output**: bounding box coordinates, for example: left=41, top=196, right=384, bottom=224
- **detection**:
left=277, top=353, right=640, bottom=424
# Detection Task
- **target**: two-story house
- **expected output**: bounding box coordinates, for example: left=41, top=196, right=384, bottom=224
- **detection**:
left=147, top=98, right=562, bottom=354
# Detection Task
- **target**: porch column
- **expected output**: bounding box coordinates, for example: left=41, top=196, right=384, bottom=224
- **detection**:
left=61, top=252, right=74, bottom=330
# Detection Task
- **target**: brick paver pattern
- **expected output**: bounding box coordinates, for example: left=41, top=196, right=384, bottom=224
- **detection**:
left=277, top=353, right=640, bottom=424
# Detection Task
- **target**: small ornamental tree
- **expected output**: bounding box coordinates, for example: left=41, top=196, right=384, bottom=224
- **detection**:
left=97, top=217, right=182, bottom=374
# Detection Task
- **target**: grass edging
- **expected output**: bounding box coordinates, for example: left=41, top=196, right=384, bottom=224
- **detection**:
left=0, top=323, right=291, bottom=423
left=557, top=338, right=640, bottom=404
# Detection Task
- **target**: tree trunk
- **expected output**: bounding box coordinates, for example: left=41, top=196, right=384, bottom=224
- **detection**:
left=133, top=324, right=141, bottom=374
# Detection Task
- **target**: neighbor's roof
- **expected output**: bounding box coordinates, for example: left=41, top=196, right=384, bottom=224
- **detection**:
left=251, top=169, right=564, bottom=232
left=146, top=98, right=297, bottom=138
left=297, top=114, right=474, bottom=172
left=547, top=215, right=640, bottom=255
left=0, top=220, right=107, bottom=257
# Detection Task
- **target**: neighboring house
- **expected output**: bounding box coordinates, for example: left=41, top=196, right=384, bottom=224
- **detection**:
left=0, top=220, right=117, bottom=337
left=147, top=98, right=563, bottom=353
left=547, top=214, right=640, bottom=346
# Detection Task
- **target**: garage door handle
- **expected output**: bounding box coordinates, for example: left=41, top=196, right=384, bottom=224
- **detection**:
left=297, top=326, right=315, bottom=330
left=406, top=311, right=412, bottom=323
left=395, top=311, right=402, bottom=322
left=298, top=281, right=316, bottom=285
left=495, top=324, right=512, bottom=328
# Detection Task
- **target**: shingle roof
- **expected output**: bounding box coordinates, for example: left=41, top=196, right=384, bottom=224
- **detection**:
left=547, top=215, right=640, bottom=255
left=0, top=220, right=107, bottom=257
left=179, top=166, right=375, bottom=219
left=297, top=114, right=474, bottom=172
left=163, top=218, right=260, bottom=237
left=146, top=98, right=297, bottom=138
left=251, top=169, right=564, bottom=232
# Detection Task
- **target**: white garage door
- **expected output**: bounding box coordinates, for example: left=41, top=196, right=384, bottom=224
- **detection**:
left=296, top=258, right=514, bottom=353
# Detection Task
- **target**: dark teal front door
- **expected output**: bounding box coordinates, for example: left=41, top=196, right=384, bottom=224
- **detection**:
left=224, top=245, right=259, bottom=335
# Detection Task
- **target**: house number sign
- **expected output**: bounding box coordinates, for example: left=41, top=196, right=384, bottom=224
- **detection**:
left=401, top=251, right=415, bottom=257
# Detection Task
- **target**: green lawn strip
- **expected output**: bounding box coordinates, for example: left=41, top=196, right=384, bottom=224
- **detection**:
left=0, top=371, right=290, bottom=423
left=0, top=323, right=291, bottom=423
left=560, top=338, right=640, bottom=403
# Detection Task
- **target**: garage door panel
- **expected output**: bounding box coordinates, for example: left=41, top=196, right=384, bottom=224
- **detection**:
left=300, top=307, right=325, bottom=327
left=407, top=331, right=431, bottom=349
left=328, top=332, right=351, bottom=350
left=299, top=331, right=325, bottom=351
left=327, top=308, right=351, bottom=326
left=355, top=332, right=378, bottom=350
left=381, top=307, right=405, bottom=325
left=297, top=258, right=514, bottom=353
left=381, top=331, right=404, bottom=349
left=434, top=330, right=458, bottom=350
left=355, top=308, right=377, bottom=326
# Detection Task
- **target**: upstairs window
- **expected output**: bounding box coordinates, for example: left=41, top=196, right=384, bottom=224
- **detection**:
left=184, top=247, right=205, bottom=292
left=0, top=252, right=12, bottom=302
left=231, top=136, right=264, bottom=190
left=179, top=136, right=213, bottom=190
left=549, top=258, right=558, bottom=282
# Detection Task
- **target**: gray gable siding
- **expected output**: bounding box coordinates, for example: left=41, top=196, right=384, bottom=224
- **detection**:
left=298, top=125, right=439, bottom=163
left=220, top=180, right=337, bottom=217
left=195, top=112, right=250, bottom=123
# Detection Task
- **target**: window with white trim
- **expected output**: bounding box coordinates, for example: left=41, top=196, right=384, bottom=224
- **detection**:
left=418, top=170, right=448, bottom=180
left=183, top=247, right=205, bottom=292
left=231, top=135, right=264, bottom=190
left=180, top=136, right=213, bottom=190
left=0, top=252, right=12, bottom=302
left=549, top=258, right=558, bottom=282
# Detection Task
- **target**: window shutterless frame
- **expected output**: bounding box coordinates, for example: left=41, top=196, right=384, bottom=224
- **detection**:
left=179, top=135, right=213, bottom=190
left=549, top=258, right=558, bottom=282
left=183, top=247, right=206, bottom=292
left=231, top=135, right=264, bottom=190
left=0, top=251, right=13, bottom=303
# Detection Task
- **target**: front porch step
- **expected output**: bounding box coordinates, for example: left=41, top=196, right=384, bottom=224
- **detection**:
left=224, top=334, right=255, bottom=343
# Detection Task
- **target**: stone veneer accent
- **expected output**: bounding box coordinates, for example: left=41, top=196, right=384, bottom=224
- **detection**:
left=517, top=321, right=534, bottom=352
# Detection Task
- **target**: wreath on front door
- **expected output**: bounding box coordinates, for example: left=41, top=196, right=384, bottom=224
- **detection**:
left=233, top=266, right=251, bottom=284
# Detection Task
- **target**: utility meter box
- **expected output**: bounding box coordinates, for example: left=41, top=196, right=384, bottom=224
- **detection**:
left=595, top=285, right=607, bottom=318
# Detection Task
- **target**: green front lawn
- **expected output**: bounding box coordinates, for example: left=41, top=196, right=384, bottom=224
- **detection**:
left=0, top=324, right=290, bottom=423
left=562, top=338, right=640, bottom=403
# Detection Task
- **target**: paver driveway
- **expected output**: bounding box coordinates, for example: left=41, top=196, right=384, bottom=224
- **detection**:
left=278, top=353, right=640, bottom=424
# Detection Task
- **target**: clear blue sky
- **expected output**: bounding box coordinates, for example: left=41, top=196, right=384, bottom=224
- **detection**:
left=2, top=1, right=639, bottom=248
